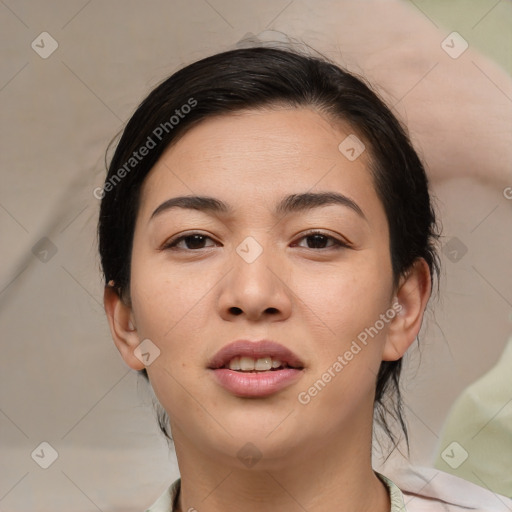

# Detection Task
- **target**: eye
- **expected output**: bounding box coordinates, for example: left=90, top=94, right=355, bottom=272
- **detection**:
left=162, top=230, right=349, bottom=251
left=292, top=230, right=349, bottom=250
left=162, top=232, right=218, bottom=251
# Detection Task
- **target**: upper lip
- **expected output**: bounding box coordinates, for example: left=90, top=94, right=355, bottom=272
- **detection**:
left=208, top=340, right=304, bottom=369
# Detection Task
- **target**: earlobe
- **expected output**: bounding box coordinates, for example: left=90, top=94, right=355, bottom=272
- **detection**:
left=103, top=286, right=145, bottom=370
left=382, top=258, right=432, bottom=361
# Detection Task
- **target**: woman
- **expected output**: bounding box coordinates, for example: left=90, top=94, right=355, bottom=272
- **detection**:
left=98, top=46, right=510, bottom=511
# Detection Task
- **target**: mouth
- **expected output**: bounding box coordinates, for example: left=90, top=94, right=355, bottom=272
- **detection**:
left=208, top=340, right=304, bottom=398
left=208, top=339, right=304, bottom=371
left=219, top=356, right=300, bottom=372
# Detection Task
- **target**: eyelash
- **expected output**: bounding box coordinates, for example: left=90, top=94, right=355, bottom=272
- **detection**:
left=162, top=230, right=350, bottom=251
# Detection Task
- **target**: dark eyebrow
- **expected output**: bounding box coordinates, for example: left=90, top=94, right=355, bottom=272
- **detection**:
left=150, top=192, right=366, bottom=222
left=275, top=192, right=366, bottom=220
left=150, top=196, right=231, bottom=220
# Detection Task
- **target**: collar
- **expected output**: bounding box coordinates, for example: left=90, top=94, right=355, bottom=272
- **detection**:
left=146, top=471, right=407, bottom=511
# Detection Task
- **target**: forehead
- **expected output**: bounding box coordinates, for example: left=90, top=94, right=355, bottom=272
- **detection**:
left=137, top=107, right=386, bottom=228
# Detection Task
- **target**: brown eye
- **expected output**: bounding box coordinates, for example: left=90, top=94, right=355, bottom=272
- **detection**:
left=293, top=231, right=349, bottom=250
left=163, top=233, right=217, bottom=251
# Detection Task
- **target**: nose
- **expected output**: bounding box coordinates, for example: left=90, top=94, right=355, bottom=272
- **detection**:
left=217, top=242, right=292, bottom=323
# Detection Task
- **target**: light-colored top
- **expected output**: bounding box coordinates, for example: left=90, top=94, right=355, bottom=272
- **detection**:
left=145, top=471, right=405, bottom=511
left=145, top=466, right=512, bottom=511
left=434, top=335, right=512, bottom=498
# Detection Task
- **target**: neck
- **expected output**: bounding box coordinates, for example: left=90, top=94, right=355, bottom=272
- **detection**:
left=171, top=422, right=391, bottom=512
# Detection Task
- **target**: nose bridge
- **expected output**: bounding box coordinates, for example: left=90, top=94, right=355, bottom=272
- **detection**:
left=218, top=233, right=291, bottom=320
left=232, top=234, right=279, bottom=296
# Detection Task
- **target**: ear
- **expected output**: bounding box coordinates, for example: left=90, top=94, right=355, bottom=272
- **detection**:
left=382, top=258, right=432, bottom=361
left=103, top=286, right=145, bottom=370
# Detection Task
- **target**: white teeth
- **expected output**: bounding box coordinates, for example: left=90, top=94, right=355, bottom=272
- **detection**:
left=239, top=357, right=255, bottom=371
left=255, top=357, right=272, bottom=371
left=226, top=357, right=284, bottom=371
left=228, top=357, right=241, bottom=370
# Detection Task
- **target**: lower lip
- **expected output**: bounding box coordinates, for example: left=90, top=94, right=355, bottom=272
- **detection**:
left=210, top=368, right=303, bottom=397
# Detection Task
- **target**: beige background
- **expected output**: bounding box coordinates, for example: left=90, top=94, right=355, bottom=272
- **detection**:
left=1, top=1, right=511, bottom=510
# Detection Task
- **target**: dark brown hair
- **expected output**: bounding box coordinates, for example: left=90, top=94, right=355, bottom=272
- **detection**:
left=98, top=46, right=440, bottom=458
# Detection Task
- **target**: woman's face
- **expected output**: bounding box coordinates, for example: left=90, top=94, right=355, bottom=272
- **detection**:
left=129, top=107, right=397, bottom=467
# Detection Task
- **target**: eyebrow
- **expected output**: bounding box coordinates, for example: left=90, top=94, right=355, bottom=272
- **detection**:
left=150, top=192, right=367, bottom=222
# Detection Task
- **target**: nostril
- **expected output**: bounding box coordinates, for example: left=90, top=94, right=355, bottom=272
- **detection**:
left=229, top=307, right=243, bottom=315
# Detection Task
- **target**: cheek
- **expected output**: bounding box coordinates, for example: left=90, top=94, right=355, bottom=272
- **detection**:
left=293, top=268, right=392, bottom=420
left=130, top=263, right=213, bottom=344
left=293, top=258, right=393, bottom=346
left=129, top=259, right=216, bottom=423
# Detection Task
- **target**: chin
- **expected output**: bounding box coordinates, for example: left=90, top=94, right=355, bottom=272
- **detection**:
left=212, top=433, right=304, bottom=472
